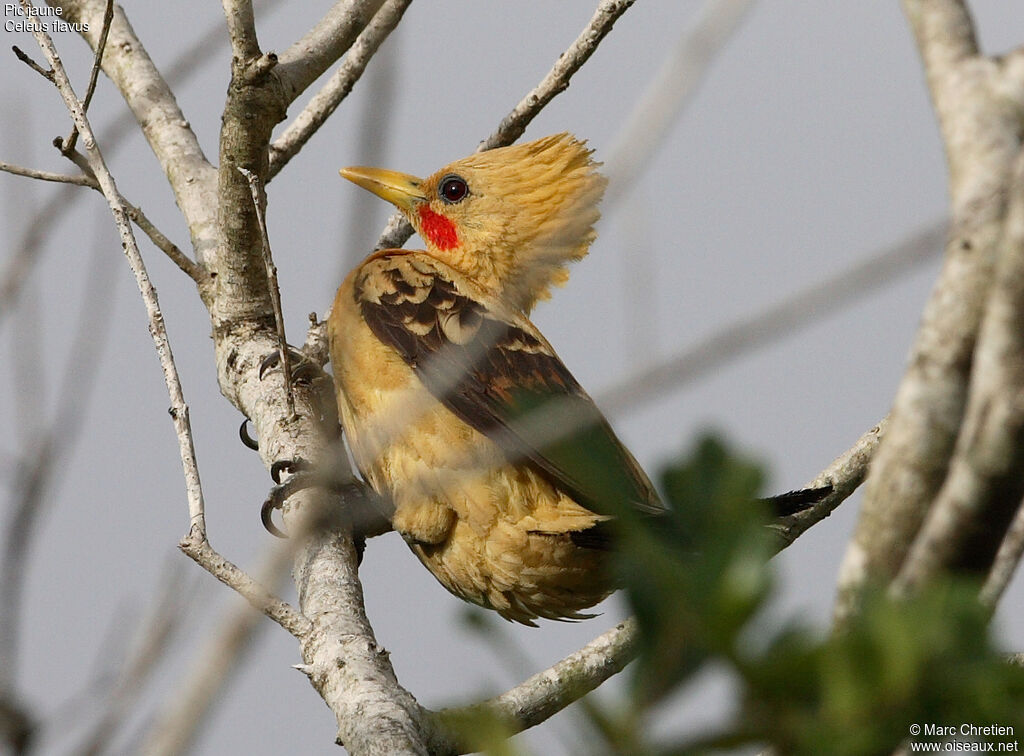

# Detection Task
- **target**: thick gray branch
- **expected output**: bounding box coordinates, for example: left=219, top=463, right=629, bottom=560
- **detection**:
left=274, top=0, right=387, bottom=101
left=834, top=0, right=1022, bottom=623
left=893, top=148, right=1024, bottom=594
left=295, top=528, right=427, bottom=755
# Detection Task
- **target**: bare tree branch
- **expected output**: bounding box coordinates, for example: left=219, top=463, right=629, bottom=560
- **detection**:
left=274, top=0, right=387, bottom=101
left=23, top=0, right=208, bottom=619
left=123, top=203, right=205, bottom=284
left=178, top=532, right=309, bottom=637
left=772, top=418, right=888, bottom=549
left=52, top=0, right=218, bottom=271
left=293, top=527, right=427, bottom=755
left=835, top=0, right=1023, bottom=623
left=268, top=0, right=410, bottom=179
left=0, top=160, right=98, bottom=187
left=893, top=148, right=1024, bottom=595
left=425, top=619, right=639, bottom=755
left=0, top=157, right=204, bottom=284
left=221, top=0, right=261, bottom=62
left=212, top=2, right=429, bottom=750
left=11, top=44, right=53, bottom=81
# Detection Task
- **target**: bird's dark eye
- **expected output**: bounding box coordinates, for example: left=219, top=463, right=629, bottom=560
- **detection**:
left=438, top=174, right=469, bottom=204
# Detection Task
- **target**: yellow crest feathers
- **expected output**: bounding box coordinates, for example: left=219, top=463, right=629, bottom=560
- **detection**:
left=428, top=133, right=607, bottom=309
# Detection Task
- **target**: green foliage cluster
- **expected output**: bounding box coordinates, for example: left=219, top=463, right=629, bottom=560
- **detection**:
left=610, top=435, right=1024, bottom=755
left=454, top=435, right=1024, bottom=755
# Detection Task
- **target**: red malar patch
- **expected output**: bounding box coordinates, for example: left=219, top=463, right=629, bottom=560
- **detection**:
left=418, top=205, right=458, bottom=250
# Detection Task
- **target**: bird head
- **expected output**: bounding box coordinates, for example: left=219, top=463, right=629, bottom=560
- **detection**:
left=340, top=133, right=607, bottom=311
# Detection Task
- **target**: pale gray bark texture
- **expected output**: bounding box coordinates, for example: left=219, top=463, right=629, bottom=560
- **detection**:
left=834, top=0, right=1024, bottom=623
left=894, top=144, right=1024, bottom=594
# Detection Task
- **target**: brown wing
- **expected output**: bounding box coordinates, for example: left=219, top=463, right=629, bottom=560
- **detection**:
left=354, top=252, right=663, bottom=522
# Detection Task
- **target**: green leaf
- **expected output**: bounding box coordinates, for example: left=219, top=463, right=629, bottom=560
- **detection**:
left=618, top=433, right=773, bottom=704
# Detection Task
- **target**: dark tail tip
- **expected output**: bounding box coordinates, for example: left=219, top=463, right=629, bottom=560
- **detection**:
left=761, top=483, right=833, bottom=517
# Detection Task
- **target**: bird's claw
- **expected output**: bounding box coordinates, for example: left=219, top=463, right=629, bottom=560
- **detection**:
left=260, top=464, right=386, bottom=559
left=239, top=418, right=259, bottom=450
left=259, top=346, right=316, bottom=384
left=271, top=457, right=311, bottom=485
left=261, top=491, right=288, bottom=538
left=292, top=360, right=322, bottom=385
left=262, top=459, right=314, bottom=537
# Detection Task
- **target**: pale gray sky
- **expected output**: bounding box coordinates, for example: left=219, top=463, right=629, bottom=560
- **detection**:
left=2, top=2, right=1022, bottom=754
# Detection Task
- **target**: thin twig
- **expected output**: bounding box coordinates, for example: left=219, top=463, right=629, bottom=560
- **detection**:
left=66, top=145, right=204, bottom=282
left=178, top=531, right=309, bottom=638
left=59, top=0, right=114, bottom=155
left=0, top=159, right=98, bottom=187
left=123, top=203, right=205, bottom=284
left=374, top=0, right=638, bottom=250
left=267, top=0, right=411, bottom=179
left=0, top=155, right=205, bottom=287
left=238, top=167, right=296, bottom=417
left=11, top=45, right=53, bottom=81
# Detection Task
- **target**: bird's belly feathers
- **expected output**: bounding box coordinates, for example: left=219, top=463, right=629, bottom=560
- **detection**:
left=330, top=287, right=612, bottom=623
